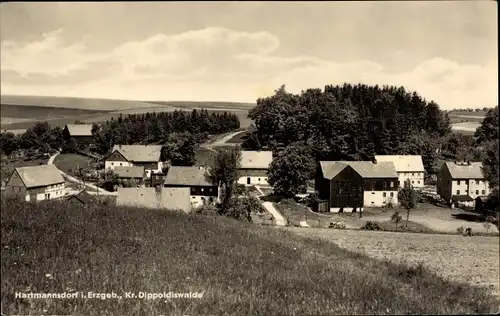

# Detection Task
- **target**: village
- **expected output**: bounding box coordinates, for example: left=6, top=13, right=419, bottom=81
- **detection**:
left=2, top=120, right=497, bottom=235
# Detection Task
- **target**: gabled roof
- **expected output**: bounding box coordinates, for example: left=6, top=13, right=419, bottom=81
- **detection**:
left=319, top=161, right=398, bottom=179
left=114, top=166, right=145, bottom=179
left=65, top=124, right=93, bottom=136
left=444, top=161, right=485, bottom=179
left=111, top=145, right=162, bottom=162
left=240, top=151, right=273, bottom=169
left=66, top=189, right=96, bottom=204
left=164, top=166, right=213, bottom=186
left=374, top=155, right=425, bottom=173
left=14, top=164, right=65, bottom=188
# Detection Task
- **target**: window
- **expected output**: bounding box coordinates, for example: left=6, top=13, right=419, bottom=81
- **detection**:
left=411, top=181, right=414, bottom=184
left=119, top=163, right=123, bottom=166
left=417, top=181, right=420, bottom=184
left=371, top=192, right=375, bottom=195
left=192, top=196, right=196, bottom=199
left=412, top=173, right=414, bottom=176
left=457, top=180, right=461, bottom=185
left=247, top=177, right=251, bottom=185
left=201, top=197, right=205, bottom=200
left=482, top=190, right=485, bottom=195
left=476, top=190, right=479, bottom=195
left=201, top=188, right=204, bottom=192
left=371, top=201, right=374, bottom=204
left=390, top=181, right=394, bottom=188
left=456, top=190, right=460, bottom=195
left=383, top=192, right=387, bottom=197
left=258, top=178, right=261, bottom=181
left=111, top=162, right=114, bottom=166
left=476, top=180, right=480, bottom=185
left=390, top=192, right=394, bottom=197
left=397, top=181, right=401, bottom=186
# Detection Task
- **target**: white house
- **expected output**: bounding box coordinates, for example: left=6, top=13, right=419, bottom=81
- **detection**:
left=164, top=166, right=220, bottom=209
left=4, top=164, right=66, bottom=202
left=437, top=161, right=490, bottom=206
left=375, top=155, right=425, bottom=188
left=105, top=145, right=166, bottom=178
left=238, top=151, right=273, bottom=186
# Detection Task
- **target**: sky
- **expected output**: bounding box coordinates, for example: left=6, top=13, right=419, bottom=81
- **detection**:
left=0, top=1, right=497, bottom=109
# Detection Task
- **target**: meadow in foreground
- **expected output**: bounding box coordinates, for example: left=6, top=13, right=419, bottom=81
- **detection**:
left=1, top=199, right=498, bottom=315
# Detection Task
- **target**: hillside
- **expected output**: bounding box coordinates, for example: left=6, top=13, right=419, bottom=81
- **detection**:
left=1, top=200, right=498, bottom=315
left=1, top=95, right=255, bottom=130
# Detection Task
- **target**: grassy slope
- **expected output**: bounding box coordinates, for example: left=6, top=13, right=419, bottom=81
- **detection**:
left=1, top=200, right=498, bottom=315
left=53, top=154, right=95, bottom=175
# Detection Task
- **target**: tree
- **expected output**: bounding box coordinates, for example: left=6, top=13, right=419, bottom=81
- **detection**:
left=481, top=140, right=499, bottom=229
left=206, top=146, right=242, bottom=215
left=475, top=106, right=498, bottom=144
left=398, top=179, right=419, bottom=228
left=391, top=211, right=402, bottom=231
left=268, top=142, right=316, bottom=198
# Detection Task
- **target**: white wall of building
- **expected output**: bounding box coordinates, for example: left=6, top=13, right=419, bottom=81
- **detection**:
left=450, top=179, right=490, bottom=200
left=105, top=161, right=133, bottom=170
left=398, top=172, right=425, bottom=188
left=237, top=176, right=269, bottom=186
left=363, top=190, right=398, bottom=208
left=26, top=183, right=66, bottom=202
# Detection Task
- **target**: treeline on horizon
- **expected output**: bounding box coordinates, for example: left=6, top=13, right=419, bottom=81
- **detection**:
left=0, top=109, right=240, bottom=158
left=242, top=83, right=497, bottom=173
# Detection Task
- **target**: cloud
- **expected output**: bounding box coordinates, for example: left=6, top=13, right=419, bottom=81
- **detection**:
left=1, top=27, right=497, bottom=108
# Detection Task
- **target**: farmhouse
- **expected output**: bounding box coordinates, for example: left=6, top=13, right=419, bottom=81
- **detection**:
left=116, top=187, right=191, bottom=212
left=114, top=166, right=145, bottom=183
left=374, top=155, right=425, bottom=188
left=63, top=124, right=94, bottom=144
left=436, top=161, right=490, bottom=206
left=4, top=164, right=65, bottom=202
left=164, top=166, right=219, bottom=208
left=105, top=145, right=166, bottom=178
left=238, top=151, right=273, bottom=186
left=315, top=160, right=399, bottom=212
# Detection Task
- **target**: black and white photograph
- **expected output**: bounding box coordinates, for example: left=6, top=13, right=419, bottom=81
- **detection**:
left=1, top=1, right=498, bottom=315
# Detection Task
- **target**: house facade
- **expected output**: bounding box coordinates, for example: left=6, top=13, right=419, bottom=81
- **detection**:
left=164, top=166, right=219, bottom=208
left=374, top=155, right=425, bottom=188
left=316, top=161, right=399, bottom=212
left=105, top=145, right=166, bottom=178
left=4, top=164, right=66, bottom=202
left=63, top=124, right=94, bottom=145
left=437, top=161, right=490, bottom=205
left=237, top=151, right=273, bottom=186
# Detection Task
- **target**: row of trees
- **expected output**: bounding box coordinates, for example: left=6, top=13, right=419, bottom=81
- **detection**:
left=0, top=109, right=241, bottom=160
left=91, top=109, right=240, bottom=154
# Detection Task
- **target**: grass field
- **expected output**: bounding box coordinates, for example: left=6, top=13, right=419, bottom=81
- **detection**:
left=286, top=227, right=500, bottom=297
left=53, top=154, right=96, bottom=175
left=1, top=200, right=498, bottom=315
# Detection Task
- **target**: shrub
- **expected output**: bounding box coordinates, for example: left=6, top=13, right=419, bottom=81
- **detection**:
left=195, top=203, right=219, bottom=216
left=328, top=221, right=346, bottom=229
left=457, top=226, right=464, bottom=234
left=361, top=221, right=382, bottom=231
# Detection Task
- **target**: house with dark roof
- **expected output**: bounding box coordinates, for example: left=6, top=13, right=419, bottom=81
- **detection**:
left=63, top=124, right=94, bottom=144
left=164, top=166, right=219, bottom=208
left=114, top=166, right=145, bottom=184
left=237, top=151, right=273, bottom=186
left=437, top=161, right=490, bottom=206
left=105, top=145, right=166, bottom=178
left=315, top=160, right=399, bottom=212
left=4, top=164, right=65, bottom=202
left=65, top=189, right=97, bottom=205
left=374, top=155, right=425, bottom=188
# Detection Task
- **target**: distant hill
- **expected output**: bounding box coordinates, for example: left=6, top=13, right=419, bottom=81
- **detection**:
left=1, top=95, right=255, bottom=131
